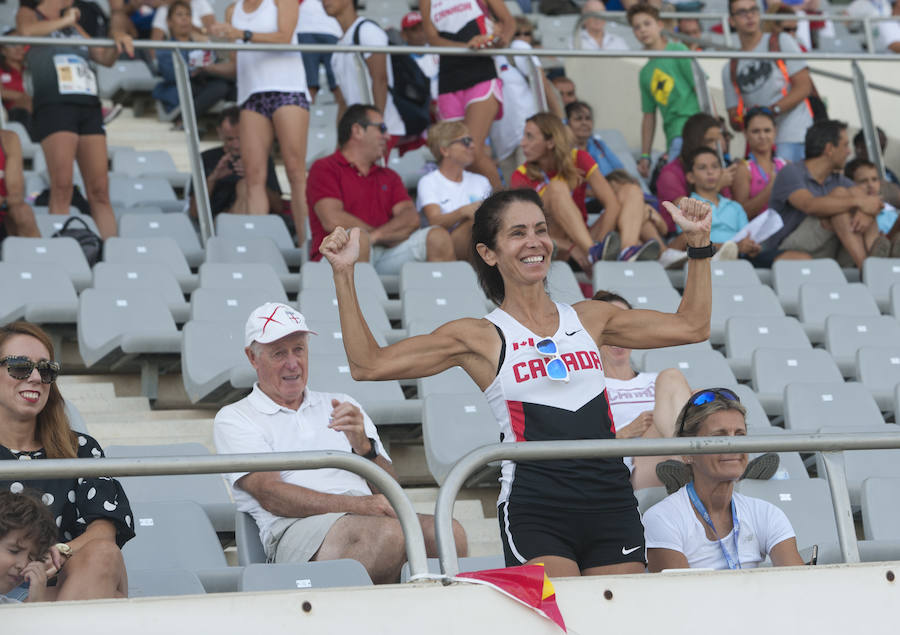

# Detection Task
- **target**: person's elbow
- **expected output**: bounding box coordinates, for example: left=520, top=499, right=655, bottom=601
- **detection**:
left=890, top=41, right=900, bottom=54
left=347, top=358, right=388, bottom=382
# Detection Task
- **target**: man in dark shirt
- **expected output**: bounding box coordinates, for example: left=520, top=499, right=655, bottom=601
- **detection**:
left=198, top=107, right=282, bottom=216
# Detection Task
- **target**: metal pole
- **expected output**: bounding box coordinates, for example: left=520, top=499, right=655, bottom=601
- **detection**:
left=818, top=451, right=861, bottom=564
left=721, top=16, right=733, bottom=49
left=171, top=51, right=213, bottom=244
left=863, top=17, right=876, bottom=57
left=850, top=60, right=887, bottom=181
left=692, top=59, right=714, bottom=116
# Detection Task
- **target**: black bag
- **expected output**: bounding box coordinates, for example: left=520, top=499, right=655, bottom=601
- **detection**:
left=52, top=216, right=103, bottom=266
left=354, top=20, right=431, bottom=137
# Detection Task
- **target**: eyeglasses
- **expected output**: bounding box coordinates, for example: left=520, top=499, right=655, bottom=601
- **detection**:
left=449, top=136, right=474, bottom=148
left=677, top=387, right=740, bottom=434
left=781, top=26, right=797, bottom=33
left=1, top=356, right=60, bottom=384
left=515, top=30, right=533, bottom=37
left=535, top=337, right=569, bottom=382
left=361, top=121, right=388, bottom=134
left=731, top=6, right=760, bottom=18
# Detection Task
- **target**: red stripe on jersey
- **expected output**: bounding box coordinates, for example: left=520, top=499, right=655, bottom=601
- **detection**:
left=604, top=390, right=617, bottom=434
left=507, top=400, right=526, bottom=442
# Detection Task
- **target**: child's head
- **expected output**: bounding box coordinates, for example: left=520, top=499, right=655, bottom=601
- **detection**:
left=845, top=158, right=881, bottom=196
left=0, top=490, right=57, bottom=593
left=685, top=147, right=722, bottom=193
left=627, top=3, right=664, bottom=47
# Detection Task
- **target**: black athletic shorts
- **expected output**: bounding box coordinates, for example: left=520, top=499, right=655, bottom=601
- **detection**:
left=32, top=102, right=104, bottom=142
left=498, top=501, right=646, bottom=570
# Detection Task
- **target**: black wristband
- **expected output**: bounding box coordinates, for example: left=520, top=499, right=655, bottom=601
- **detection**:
left=352, top=437, right=378, bottom=460
left=243, top=30, right=253, bottom=42
left=687, top=243, right=716, bottom=259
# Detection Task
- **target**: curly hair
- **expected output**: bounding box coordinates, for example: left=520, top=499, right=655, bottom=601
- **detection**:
left=0, top=490, right=58, bottom=558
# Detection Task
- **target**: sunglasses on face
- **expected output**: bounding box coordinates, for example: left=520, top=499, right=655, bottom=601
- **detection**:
left=361, top=121, right=388, bottom=134
left=449, top=136, right=474, bottom=148
left=781, top=26, right=797, bottom=33
left=535, top=337, right=569, bottom=382
left=677, top=387, right=740, bottom=434
left=1, top=356, right=60, bottom=384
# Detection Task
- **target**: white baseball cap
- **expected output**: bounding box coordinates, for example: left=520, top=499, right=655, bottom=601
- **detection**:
left=245, top=302, right=316, bottom=347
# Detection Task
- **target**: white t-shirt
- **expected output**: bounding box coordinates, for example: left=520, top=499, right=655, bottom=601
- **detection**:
left=152, top=0, right=214, bottom=36
left=876, top=18, right=900, bottom=50
left=214, top=384, right=391, bottom=546
left=643, top=487, right=796, bottom=570
left=576, top=28, right=629, bottom=51
left=490, top=40, right=540, bottom=161
left=413, top=52, right=440, bottom=101
left=332, top=17, right=405, bottom=136
left=605, top=371, right=658, bottom=473
left=416, top=168, right=492, bottom=227
left=297, top=0, right=342, bottom=38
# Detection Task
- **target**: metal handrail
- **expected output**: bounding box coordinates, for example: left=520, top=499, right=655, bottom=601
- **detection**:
left=0, top=450, right=430, bottom=579
left=433, top=433, right=900, bottom=577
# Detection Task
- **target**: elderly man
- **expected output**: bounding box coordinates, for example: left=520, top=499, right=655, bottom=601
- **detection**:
left=214, top=303, right=467, bottom=583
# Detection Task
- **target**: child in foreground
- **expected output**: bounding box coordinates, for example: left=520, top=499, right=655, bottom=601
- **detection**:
left=0, top=490, right=57, bottom=604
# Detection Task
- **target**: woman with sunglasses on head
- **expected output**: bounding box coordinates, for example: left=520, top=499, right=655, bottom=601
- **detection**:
left=417, top=121, right=493, bottom=261
left=732, top=106, right=786, bottom=219
left=643, top=388, right=803, bottom=572
left=321, top=189, right=713, bottom=578
left=0, top=321, right=133, bottom=601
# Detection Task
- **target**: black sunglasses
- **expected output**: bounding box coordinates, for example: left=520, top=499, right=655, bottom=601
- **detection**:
left=449, top=136, right=474, bottom=148
left=677, top=387, right=740, bottom=434
left=1, top=356, right=60, bottom=384
left=360, top=121, right=388, bottom=134
left=781, top=26, right=798, bottom=33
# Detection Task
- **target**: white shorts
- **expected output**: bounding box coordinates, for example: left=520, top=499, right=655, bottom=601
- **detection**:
left=371, top=226, right=434, bottom=275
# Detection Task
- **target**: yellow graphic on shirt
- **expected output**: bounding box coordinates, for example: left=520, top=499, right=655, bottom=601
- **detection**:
left=650, top=67, right=675, bottom=107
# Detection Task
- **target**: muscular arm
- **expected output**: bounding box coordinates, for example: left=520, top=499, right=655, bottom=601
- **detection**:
left=370, top=200, right=420, bottom=247
left=647, top=547, right=690, bottom=572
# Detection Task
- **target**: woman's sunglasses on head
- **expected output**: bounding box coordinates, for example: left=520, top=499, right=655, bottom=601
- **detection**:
left=677, top=387, right=740, bottom=433
left=1, top=356, right=60, bottom=384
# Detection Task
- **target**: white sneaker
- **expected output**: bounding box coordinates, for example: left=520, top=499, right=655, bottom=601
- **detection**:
left=658, top=248, right=688, bottom=269
left=712, top=241, right=738, bottom=261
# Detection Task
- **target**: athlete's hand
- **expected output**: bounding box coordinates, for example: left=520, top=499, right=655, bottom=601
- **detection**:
left=320, top=226, right=361, bottom=273
left=662, top=198, right=711, bottom=248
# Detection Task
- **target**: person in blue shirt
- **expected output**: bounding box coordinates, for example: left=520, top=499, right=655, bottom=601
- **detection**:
left=566, top=100, right=625, bottom=177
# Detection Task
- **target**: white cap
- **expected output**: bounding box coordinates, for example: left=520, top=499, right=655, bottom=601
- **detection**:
left=244, top=302, right=316, bottom=347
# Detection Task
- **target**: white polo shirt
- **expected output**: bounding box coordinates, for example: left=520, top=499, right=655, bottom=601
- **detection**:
left=214, top=383, right=390, bottom=545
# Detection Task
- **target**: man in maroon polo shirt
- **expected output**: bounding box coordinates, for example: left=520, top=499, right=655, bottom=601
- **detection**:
left=307, top=104, right=454, bottom=271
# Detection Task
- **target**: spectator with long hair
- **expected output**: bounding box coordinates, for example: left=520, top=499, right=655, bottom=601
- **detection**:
left=732, top=106, right=786, bottom=218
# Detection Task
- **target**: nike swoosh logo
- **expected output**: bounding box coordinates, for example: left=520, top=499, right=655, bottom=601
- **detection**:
left=565, top=329, right=582, bottom=336
left=621, top=546, right=642, bottom=555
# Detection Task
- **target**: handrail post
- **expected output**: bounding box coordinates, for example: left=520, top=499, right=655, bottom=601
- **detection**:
left=171, top=51, right=213, bottom=245
left=818, top=451, right=861, bottom=564
left=692, top=59, right=714, bottom=116
left=863, top=17, right=876, bottom=56
left=721, top=16, right=733, bottom=49
left=850, top=60, right=887, bottom=180
left=524, top=56, right=549, bottom=113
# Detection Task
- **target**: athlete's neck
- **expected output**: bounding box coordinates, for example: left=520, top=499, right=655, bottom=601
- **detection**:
left=500, top=288, right=559, bottom=336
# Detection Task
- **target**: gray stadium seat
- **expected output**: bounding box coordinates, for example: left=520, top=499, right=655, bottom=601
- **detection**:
left=824, top=315, right=900, bottom=377
left=119, top=213, right=204, bottom=267
left=724, top=315, right=811, bottom=381
left=630, top=340, right=713, bottom=373
left=751, top=348, right=844, bottom=416
left=618, top=285, right=682, bottom=314
left=0, top=262, right=78, bottom=324
left=856, top=346, right=900, bottom=411
left=96, top=59, right=160, bottom=97
left=190, top=287, right=285, bottom=322
left=1, top=237, right=92, bottom=291
left=204, top=236, right=295, bottom=292
left=400, top=260, right=481, bottom=294
left=105, top=443, right=235, bottom=532
left=103, top=236, right=198, bottom=292
left=710, top=285, right=784, bottom=344
left=546, top=261, right=586, bottom=305
left=387, top=146, right=432, bottom=190
left=128, top=569, right=206, bottom=598
left=215, top=214, right=302, bottom=267
left=108, top=175, right=183, bottom=213
left=892, top=283, right=900, bottom=318
left=423, top=393, right=500, bottom=485
left=642, top=349, right=737, bottom=389
left=122, top=501, right=227, bottom=571
left=592, top=261, right=672, bottom=292
left=114, top=205, right=166, bottom=220
left=299, top=261, right=393, bottom=318
left=732, top=384, right=773, bottom=430
left=33, top=150, right=85, bottom=191
left=181, top=320, right=255, bottom=404
left=401, top=286, right=489, bottom=327
left=241, top=560, right=373, bottom=591
left=198, top=263, right=288, bottom=301
left=306, top=125, right=338, bottom=162
left=773, top=258, right=847, bottom=314
left=747, top=427, right=808, bottom=480
left=703, top=259, right=762, bottom=287
left=299, top=287, right=392, bottom=337
left=862, top=258, right=900, bottom=312
left=93, top=262, right=190, bottom=323
left=815, top=425, right=900, bottom=507
left=797, top=282, right=880, bottom=343
left=417, top=365, right=481, bottom=399
left=635, top=487, right=667, bottom=514
left=860, top=477, right=900, bottom=540
left=783, top=382, right=884, bottom=432
left=399, top=555, right=507, bottom=582
left=536, top=14, right=579, bottom=49
left=112, top=149, right=190, bottom=191
left=236, top=511, right=267, bottom=566
left=34, top=213, right=101, bottom=239
left=735, top=478, right=839, bottom=552
left=65, top=401, right=89, bottom=434
left=304, top=321, right=387, bottom=356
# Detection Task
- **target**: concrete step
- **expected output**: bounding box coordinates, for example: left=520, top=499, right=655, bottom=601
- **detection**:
left=89, top=419, right=215, bottom=453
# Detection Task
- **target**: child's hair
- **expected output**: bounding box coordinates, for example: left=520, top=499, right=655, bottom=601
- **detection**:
left=0, top=491, right=57, bottom=558
left=685, top=146, right=721, bottom=173
left=605, top=169, right=640, bottom=187
left=627, top=2, right=661, bottom=24
left=844, top=157, right=876, bottom=181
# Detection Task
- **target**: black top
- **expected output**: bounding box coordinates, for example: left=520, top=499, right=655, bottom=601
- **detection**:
left=26, top=12, right=100, bottom=109
left=0, top=433, right=135, bottom=547
left=200, top=146, right=282, bottom=216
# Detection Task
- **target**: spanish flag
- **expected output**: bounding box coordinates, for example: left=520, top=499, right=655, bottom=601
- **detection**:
left=456, top=563, right=567, bottom=632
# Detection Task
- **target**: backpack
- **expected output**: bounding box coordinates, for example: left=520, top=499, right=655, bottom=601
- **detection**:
left=353, top=19, right=431, bottom=137
left=51, top=216, right=103, bottom=266
left=728, top=33, right=828, bottom=128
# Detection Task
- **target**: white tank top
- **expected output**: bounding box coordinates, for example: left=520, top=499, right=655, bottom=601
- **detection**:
left=231, top=0, right=308, bottom=105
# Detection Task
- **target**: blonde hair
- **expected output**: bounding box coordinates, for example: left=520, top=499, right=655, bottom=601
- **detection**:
left=523, top=113, right=580, bottom=191
left=676, top=392, right=747, bottom=438
left=427, top=120, right=469, bottom=163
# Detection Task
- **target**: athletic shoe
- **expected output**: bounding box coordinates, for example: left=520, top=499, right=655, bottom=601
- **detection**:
left=657, top=248, right=688, bottom=269
left=868, top=234, right=891, bottom=259
left=740, top=452, right=780, bottom=480
left=656, top=459, right=692, bottom=495
left=712, top=240, right=738, bottom=261
left=102, top=103, right=124, bottom=125
left=588, top=231, right=620, bottom=263
left=618, top=239, right=661, bottom=262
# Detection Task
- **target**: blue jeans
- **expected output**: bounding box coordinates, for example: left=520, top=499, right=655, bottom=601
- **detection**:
left=297, top=32, right=338, bottom=90
left=776, top=142, right=805, bottom=163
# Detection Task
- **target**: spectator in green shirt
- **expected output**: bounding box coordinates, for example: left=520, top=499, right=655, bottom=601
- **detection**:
left=628, top=3, right=701, bottom=179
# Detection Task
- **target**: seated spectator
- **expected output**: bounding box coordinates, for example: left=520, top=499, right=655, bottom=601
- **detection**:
left=732, top=106, right=786, bottom=218
left=628, top=3, right=701, bottom=175
left=845, top=158, right=900, bottom=254
left=875, top=0, right=900, bottom=53
left=551, top=75, right=578, bottom=105
left=593, top=290, right=692, bottom=489
left=676, top=17, right=704, bottom=49
left=0, top=321, right=133, bottom=600
left=417, top=121, right=493, bottom=261
left=152, top=0, right=235, bottom=118
left=853, top=127, right=900, bottom=186
left=150, top=0, right=215, bottom=41
left=512, top=113, right=661, bottom=269
left=126, top=0, right=163, bottom=39
left=765, top=120, right=888, bottom=269
left=566, top=100, right=626, bottom=177
left=643, top=388, right=804, bottom=571
left=198, top=107, right=282, bottom=217
left=214, top=303, right=467, bottom=583
left=0, top=491, right=58, bottom=604
left=0, top=129, right=39, bottom=238
left=297, top=0, right=342, bottom=104
left=307, top=104, right=454, bottom=270
left=0, top=31, right=32, bottom=137
left=577, top=0, right=630, bottom=50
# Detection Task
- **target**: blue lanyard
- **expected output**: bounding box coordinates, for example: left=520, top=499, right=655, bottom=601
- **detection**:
left=686, top=483, right=742, bottom=570
left=748, top=153, right=770, bottom=186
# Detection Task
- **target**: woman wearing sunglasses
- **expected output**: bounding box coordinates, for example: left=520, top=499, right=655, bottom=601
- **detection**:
left=321, top=188, right=713, bottom=578
left=643, top=388, right=804, bottom=572
left=417, top=121, right=493, bottom=261
left=0, top=321, right=133, bottom=600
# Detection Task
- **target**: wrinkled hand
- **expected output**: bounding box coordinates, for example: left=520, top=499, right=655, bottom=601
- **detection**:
left=329, top=398, right=369, bottom=454
left=662, top=198, right=711, bottom=247
left=356, top=493, right=397, bottom=518
left=320, top=226, right=360, bottom=273
left=23, top=561, right=49, bottom=602
left=615, top=411, right=654, bottom=439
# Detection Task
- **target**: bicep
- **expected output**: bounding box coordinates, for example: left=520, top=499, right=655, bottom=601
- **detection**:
left=785, top=188, right=814, bottom=213
left=769, top=537, right=804, bottom=567
left=647, top=548, right=689, bottom=573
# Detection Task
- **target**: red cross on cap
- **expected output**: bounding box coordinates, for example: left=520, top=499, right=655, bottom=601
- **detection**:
left=257, top=307, right=283, bottom=334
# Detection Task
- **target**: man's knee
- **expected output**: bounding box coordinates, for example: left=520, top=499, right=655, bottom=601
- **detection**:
left=452, top=519, right=468, bottom=557
left=656, top=368, right=689, bottom=393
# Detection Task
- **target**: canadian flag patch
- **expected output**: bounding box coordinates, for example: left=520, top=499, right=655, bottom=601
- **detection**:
left=511, top=338, right=535, bottom=351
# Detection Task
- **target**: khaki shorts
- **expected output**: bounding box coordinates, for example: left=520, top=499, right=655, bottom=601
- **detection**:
left=265, top=512, right=347, bottom=563
left=778, top=215, right=854, bottom=266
